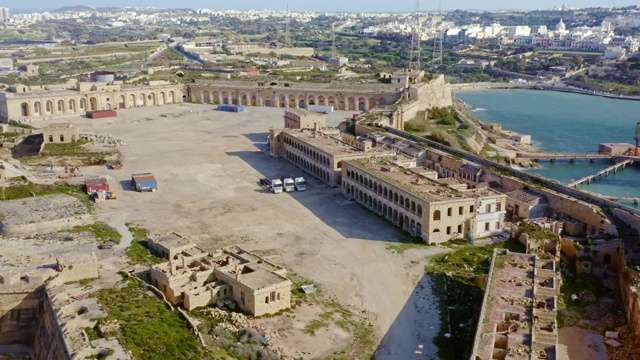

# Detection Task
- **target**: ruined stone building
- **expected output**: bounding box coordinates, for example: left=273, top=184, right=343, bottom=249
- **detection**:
left=0, top=254, right=128, bottom=359
left=0, top=81, right=183, bottom=122
left=42, top=122, right=80, bottom=144
left=341, top=157, right=506, bottom=243
left=147, top=235, right=292, bottom=316
left=471, top=249, right=558, bottom=360
left=505, top=189, right=549, bottom=220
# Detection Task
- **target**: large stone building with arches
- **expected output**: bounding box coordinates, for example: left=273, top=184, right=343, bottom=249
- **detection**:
left=187, top=78, right=407, bottom=112
left=0, top=81, right=183, bottom=122
left=341, top=158, right=506, bottom=243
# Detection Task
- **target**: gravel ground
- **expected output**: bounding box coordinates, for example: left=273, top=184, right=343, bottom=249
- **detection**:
left=46, top=103, right=446, bottom=359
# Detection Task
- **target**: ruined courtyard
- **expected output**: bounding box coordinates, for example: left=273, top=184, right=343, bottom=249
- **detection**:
left=30, top=103, right=445, bottom=358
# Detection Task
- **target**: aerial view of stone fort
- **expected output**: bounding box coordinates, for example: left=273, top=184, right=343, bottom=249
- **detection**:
left=0, top=1, right=640, bottom=359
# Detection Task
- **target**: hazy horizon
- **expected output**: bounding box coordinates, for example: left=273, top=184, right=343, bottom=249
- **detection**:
left=8, top=1, right=640, bottom=14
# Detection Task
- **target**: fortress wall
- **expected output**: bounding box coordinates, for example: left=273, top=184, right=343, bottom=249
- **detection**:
left=400, top=75, right=453, bottom=123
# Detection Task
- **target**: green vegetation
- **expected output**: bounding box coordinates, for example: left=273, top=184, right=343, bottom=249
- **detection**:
left=94, top=278, right=211, bottom=359
left=125, top=223, right=164, bottom=265
left=36, top=139, right=116, bottom=165
left=0, top=182, right=89, bottom=204
left=426, top=239, right=526, bottom=360
left=154, top=47, right=186, bottom=63
left=70, top=222, right=121, bottom=243
left=386, top=233, right=428, bottom=254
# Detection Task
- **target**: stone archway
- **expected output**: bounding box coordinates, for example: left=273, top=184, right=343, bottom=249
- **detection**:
left=203, top=91, right=211, bottom=103
left=90, top=97, right=98, bottom=111
left=128, top=94, right=135, bottom=107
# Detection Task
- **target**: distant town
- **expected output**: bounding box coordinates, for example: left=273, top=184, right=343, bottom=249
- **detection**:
left=0, top=3, right=639, bottom=360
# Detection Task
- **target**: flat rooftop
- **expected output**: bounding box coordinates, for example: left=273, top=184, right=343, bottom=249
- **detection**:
left=221, top=263, right=290, bottom=290
left=347, top=158, right=501, bottom=203
left=193, top=79, right=400, bottom=93
left=153, top=233, right=193, bottom=251
left=283, top=129, right=390, bottom=157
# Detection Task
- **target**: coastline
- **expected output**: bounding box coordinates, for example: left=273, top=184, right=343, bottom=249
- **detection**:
left=451, top=82, right=640, bottom=101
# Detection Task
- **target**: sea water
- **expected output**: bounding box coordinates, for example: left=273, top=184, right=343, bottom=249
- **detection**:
left=456, top=89, right=640, bottom=200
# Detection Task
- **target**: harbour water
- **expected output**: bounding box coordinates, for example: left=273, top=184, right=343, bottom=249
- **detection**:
left=456, top=89, right=640, bottom=203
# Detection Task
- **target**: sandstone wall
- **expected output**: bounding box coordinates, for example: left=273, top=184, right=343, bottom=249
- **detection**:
left=401, top=75, right=453, bottom=123
left=619, top=264, right=640, bottom=346
left=32, top=291, right=69, bottom=360
left=498, top=176, right=616, bottom=235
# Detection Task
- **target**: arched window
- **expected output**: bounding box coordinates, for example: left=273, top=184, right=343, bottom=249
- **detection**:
left=433, top=210, right=441, bottom=220
left=433, top=229, right=440, bottom=233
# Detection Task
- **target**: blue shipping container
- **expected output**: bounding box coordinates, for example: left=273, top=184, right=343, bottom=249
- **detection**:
left=217, top=104, right=245, bottom=112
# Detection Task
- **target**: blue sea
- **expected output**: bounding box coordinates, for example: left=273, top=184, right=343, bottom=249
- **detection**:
left=456, top=89, right=640, bottom=202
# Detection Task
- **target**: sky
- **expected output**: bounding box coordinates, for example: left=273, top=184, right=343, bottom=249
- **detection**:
left=11, top=0, right=640, bottom=13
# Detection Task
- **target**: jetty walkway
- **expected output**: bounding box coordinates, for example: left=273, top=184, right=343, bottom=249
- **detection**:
left=568, top=159, right=634, bottom=187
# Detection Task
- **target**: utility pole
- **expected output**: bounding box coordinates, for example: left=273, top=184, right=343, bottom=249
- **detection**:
left=431, top=0, right=443, bottom=68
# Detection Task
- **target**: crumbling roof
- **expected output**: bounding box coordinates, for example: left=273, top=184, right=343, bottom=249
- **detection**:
left=506, top=189, right=548, bottom=205
left=44, top=123, right=73, bottom=131
left=460, top=164, right=482, bottom=174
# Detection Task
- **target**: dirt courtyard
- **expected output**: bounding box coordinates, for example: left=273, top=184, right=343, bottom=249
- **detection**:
left=53, top=103, right=445, bottom=359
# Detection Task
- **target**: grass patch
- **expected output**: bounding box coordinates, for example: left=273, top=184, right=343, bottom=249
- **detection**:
left=427, top=239, right=526, bottom=359
left=125, top=222, right=164, bottom=264
left=304, top=318, right=329, bottom=335
left=85, top=326, right=101, bottom=341
left=39, top=139, right=116, bottom=165
left=426, top=238, right=525, bottom=285
left=70, top=222, right=121, bottom=243
left=0, top=182, right=90, bottom=206
left=94, top=278, right=211, bottom=359
left=386, top=233, right=428, bottom=254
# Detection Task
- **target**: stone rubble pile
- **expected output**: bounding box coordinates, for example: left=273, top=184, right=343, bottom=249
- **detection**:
left=81, top=134, right=127, bottom=147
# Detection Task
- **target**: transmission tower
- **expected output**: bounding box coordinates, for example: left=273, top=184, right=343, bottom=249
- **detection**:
left=331, top=23, right=336, bottom=59
left=285, top=3, right=290, bottom=47
left=408, top=0, right=421, bottom=71
left=431, top=0, right=443, bottom=68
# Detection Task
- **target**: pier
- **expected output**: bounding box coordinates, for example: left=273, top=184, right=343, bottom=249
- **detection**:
left=515, top=152, right=613, bottom=162
left=567, top=159, right=634, bottom=187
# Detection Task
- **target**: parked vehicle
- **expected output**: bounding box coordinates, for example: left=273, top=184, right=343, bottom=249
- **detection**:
left=281, top=176, right=295, bottom=192
left=294, top=177, right=306, bottom=191
left=260, top=178, right=283, bottom=193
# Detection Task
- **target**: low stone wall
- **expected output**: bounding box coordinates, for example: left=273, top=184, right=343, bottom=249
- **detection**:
left=1, top=214, right=92, bottom=238
left=0, top=194, right=92, bottom=237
